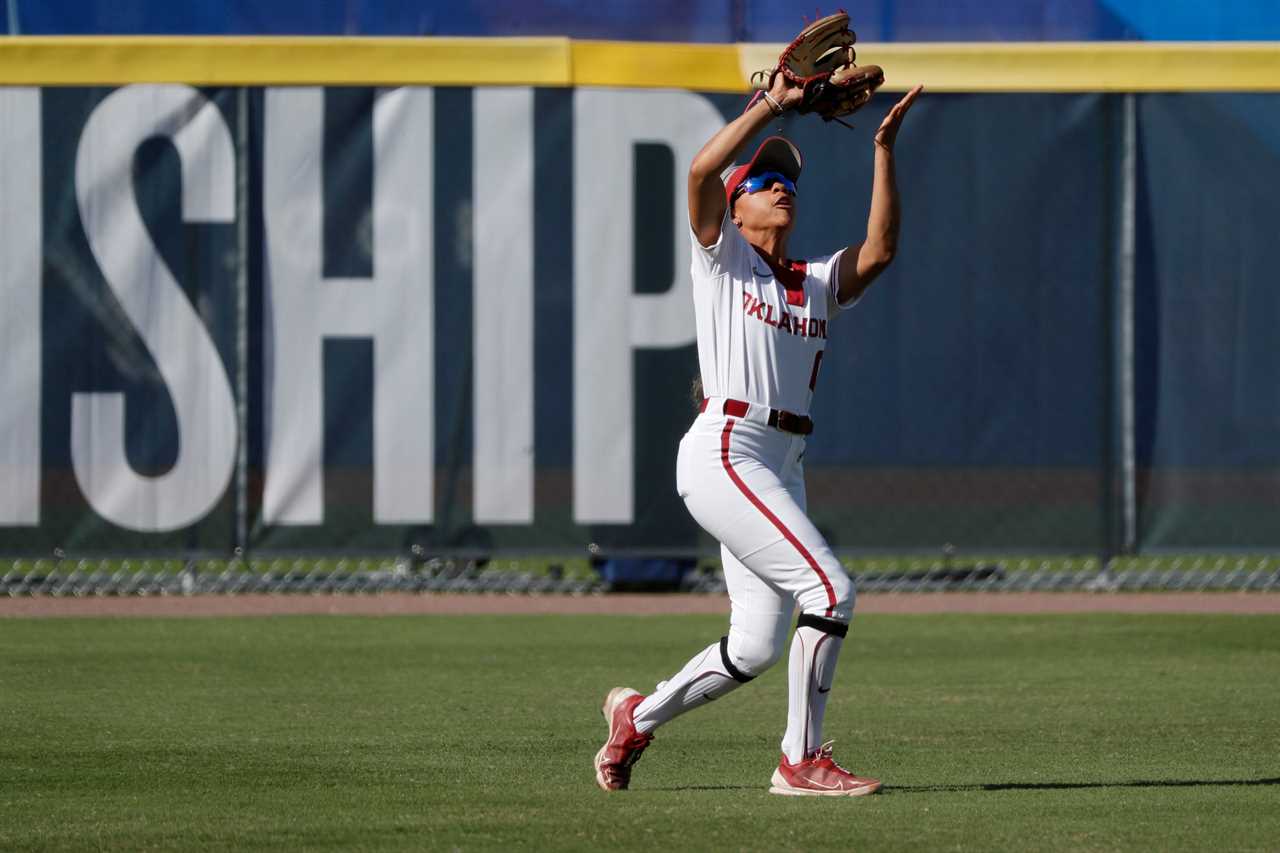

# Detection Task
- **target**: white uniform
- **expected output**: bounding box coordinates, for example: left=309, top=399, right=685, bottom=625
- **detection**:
left=682, top=207, right=856, bottom=620
left=631, top=210, right=859, bottom=764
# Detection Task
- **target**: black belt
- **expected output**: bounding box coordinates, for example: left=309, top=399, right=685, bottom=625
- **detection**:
left=699, top=397, right=813, bottom=436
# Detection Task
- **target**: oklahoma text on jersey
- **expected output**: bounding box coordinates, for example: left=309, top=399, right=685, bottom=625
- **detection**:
left=742, top=292, right=829, bottom=340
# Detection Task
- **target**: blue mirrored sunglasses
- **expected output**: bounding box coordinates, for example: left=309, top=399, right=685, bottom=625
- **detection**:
left=737, top=170, right=797, bottom=197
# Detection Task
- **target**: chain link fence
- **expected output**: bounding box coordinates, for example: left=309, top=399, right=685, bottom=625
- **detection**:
left=4, top=554, right=1278, bottom=598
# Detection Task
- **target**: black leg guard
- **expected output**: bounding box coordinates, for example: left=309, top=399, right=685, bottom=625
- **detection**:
left=797, top=612, right=849, bottom=639
left=719, top=635, right=756, bottom=683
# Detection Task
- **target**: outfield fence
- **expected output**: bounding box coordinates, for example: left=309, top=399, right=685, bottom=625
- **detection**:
left=3, top=41, right=1280, bottom=586
left=5, top=554, right=1279, bottom=597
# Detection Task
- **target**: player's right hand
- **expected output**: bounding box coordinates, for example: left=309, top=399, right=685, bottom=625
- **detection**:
left=873, top=85, right=923, bottom=150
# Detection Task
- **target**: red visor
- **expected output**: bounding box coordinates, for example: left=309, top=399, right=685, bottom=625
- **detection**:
left=724, top=136, right=803, bottom=205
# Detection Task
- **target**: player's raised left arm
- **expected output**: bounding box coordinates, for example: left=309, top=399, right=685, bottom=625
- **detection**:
left=836, top=85, right=923, bottom=305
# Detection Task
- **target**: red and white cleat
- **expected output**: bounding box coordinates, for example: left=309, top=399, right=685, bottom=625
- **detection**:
left=593, top=687, right=653, bottom=791
left=768, top=742, right=882, bottom=797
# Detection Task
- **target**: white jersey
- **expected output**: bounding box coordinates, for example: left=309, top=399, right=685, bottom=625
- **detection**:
left=689, top=212, right=855, bottom=416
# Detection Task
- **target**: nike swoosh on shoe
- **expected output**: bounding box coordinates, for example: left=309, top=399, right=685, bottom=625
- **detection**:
left=802, top=775, right=845, bottom=790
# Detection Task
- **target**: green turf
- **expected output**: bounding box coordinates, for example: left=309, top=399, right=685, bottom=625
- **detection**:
left=2, top=613, right=1278, bottom=851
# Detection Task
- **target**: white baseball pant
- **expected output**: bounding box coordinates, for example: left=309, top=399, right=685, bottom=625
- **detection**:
left=632, top=403, right=856, bottom=763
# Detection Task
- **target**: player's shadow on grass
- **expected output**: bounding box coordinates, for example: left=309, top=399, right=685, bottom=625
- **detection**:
left=648, top=777, right=1280, bottom=794
left=648, top=785, right=762, bottom=791
left=888, top=777, right=1280, bottom=794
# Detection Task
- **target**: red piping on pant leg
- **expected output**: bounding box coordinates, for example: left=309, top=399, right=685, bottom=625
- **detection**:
left=719, top=420, right=836, bottom=617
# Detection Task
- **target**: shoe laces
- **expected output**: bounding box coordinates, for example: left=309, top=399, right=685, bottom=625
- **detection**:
left=623, top=731, right=653, bottom=762
left=610, top=718, right=653, bottom=766
left=811, top=741, right=851, bottom=775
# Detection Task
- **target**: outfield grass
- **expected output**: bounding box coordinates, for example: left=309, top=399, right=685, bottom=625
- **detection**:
left=2, top=612, right=1278, bottom=851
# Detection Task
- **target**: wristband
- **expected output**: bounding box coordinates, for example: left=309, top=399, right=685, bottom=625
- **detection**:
left=763, top=92, right=784, bottom=116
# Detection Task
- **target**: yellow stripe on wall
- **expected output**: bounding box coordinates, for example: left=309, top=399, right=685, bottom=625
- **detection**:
left=0, top=36, right=572, bottom=86
left=819, top=42, right=1280, bottom=92
left=1, top=36, right=1279, bottom=92
left=571, top=40, right=744, bottom=91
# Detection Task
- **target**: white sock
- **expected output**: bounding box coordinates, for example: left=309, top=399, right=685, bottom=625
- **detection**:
left=632, top=641, right=745, bottom=734
left=781, top=624, right=845, bottom=763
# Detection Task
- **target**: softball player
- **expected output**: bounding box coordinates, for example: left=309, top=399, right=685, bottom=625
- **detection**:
left=595, top=75, right=923, bottom=796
